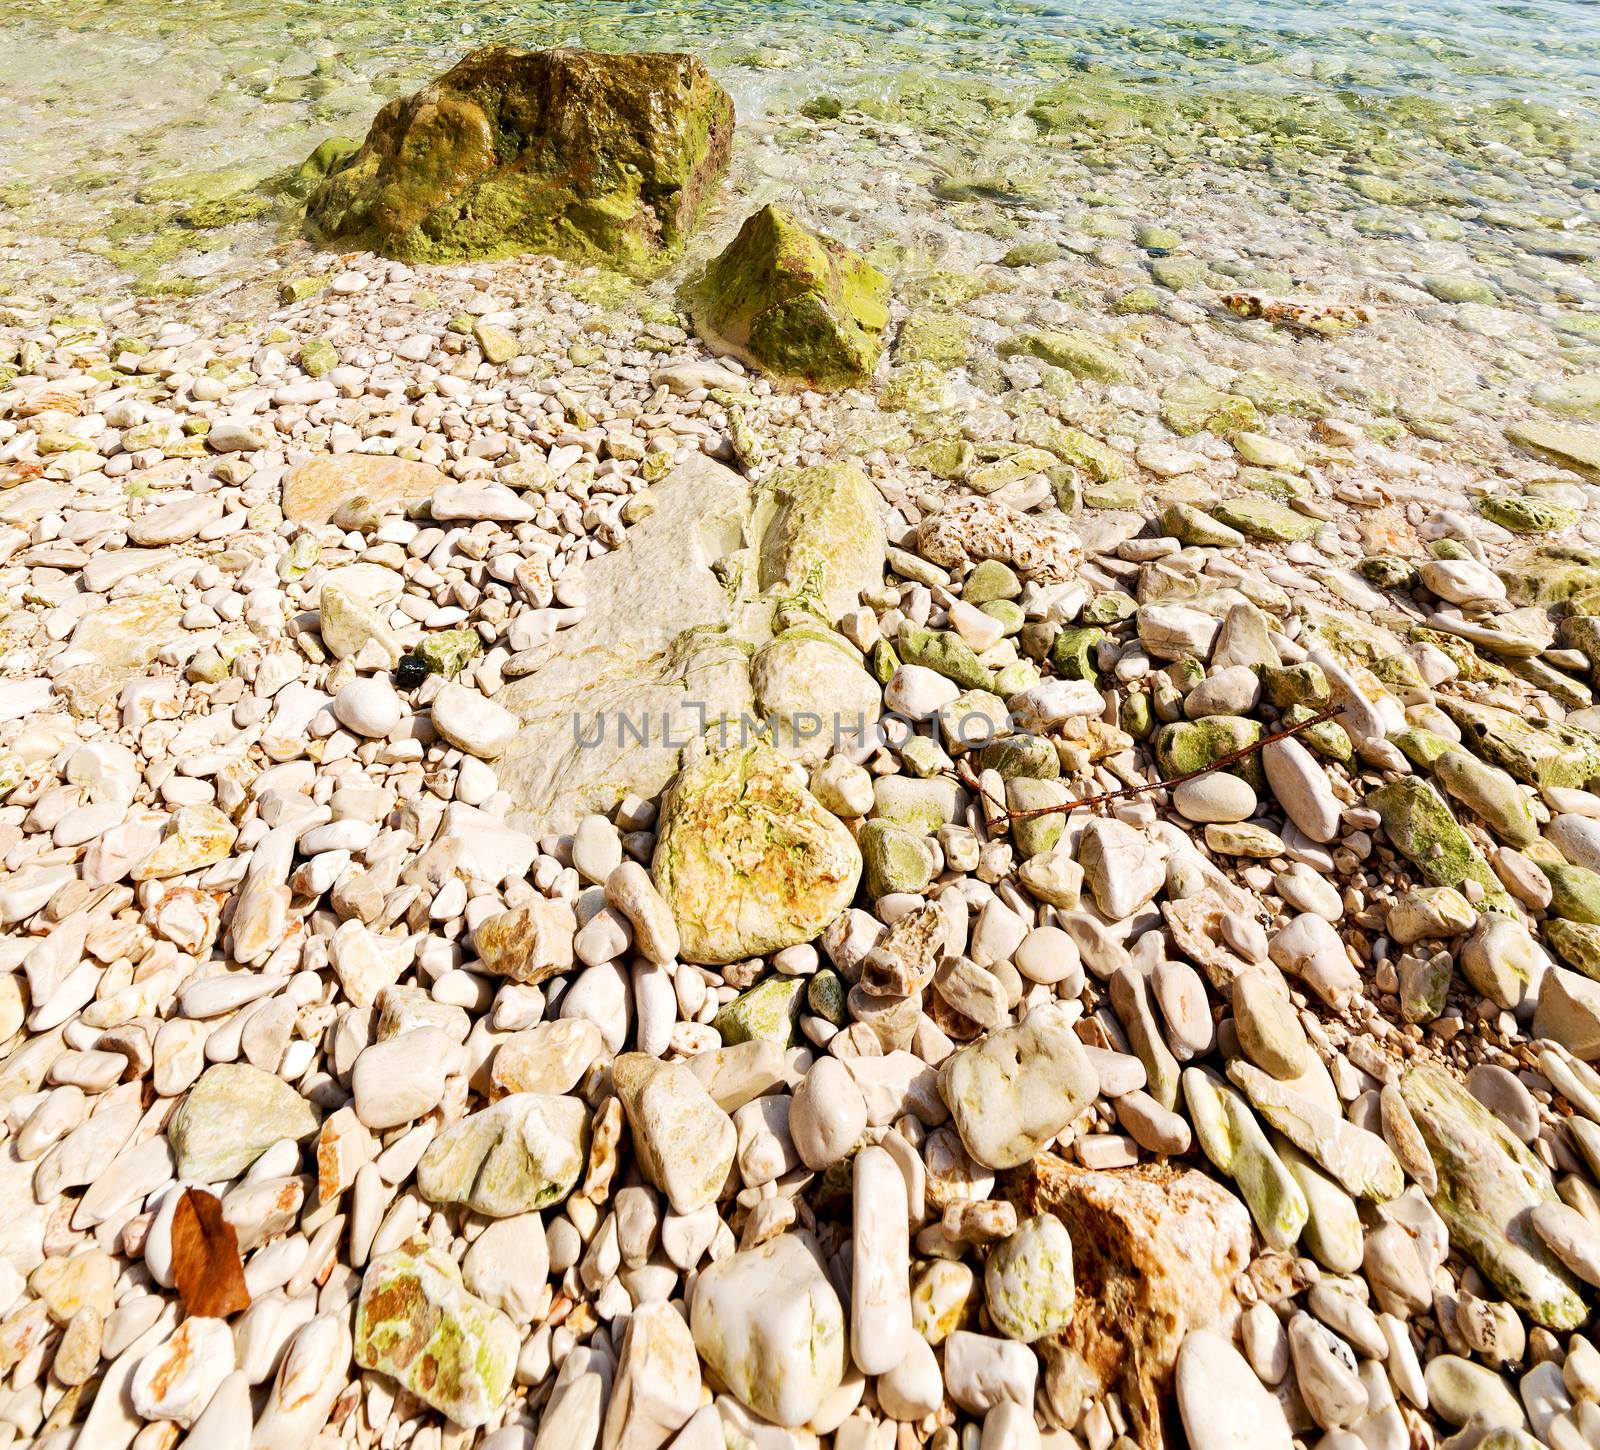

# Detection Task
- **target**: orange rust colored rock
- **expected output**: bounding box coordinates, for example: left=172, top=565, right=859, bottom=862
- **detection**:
left=1008, top=1155, right=1251, bottom=1449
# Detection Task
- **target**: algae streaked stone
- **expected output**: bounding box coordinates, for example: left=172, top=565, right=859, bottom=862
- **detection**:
left=168, top=1063, right=319, bottom=1183
left=1439, top=698, right=1600, bottom=790
left=1500, top=544, right=1600, bottom=608
left=713, top=976, right=806, bottom=1048
left=1160, top=378, right=1259, bottom=438
left=354, top=1248, right=518, bottom=1428
left=980, top=734, right=1060, bottom=782
left=652, top=739, right=861, bottom=965
left=750, top=627, right=879, bottom=763
left=1505, top=421, right=1600, bottom=480
left=689, top=1233, right=845, bottom=1426
left=307, top=48, right=734, bottom=270
left=754, top=461, right=886, bottom=623
left=1049, top=626, right=1104, bottom=683
left=317, top=586, right=401, bottom=665
left=1432, top=746, right=1539, bottom=847
left=1274, top=1137, right=1365, bottom=1274
left=1369, top=777, right=1509, bottom=909
left=1183, top=1066, right=1308, bottom=1251
left=690, top=205, right=888, bottom=388
left=1160, top=502, right=1245, bottom=548
left=1226, top=1060, right=1402, bottom=1201
left=984, top=1213, right=1075, bottom=1343
left=1400, top=1064, right=1586, bottom=1329
left=417, top=1093, right=589, bottom=1216
left=870, top=776, right=965, bottom=833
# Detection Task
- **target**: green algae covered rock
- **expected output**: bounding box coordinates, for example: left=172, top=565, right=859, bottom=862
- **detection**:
left=168, top=1063, right=319, bottom=1183
left=1002, top=327, right=1127, bottom=383
left=1212, top=495, right=1319, bottom=543
left=690, top=204, right=889, bottom=388
left=1370, top=777, right=1510, bottom=910
left=417, top=1093, right=589, bottom=1216
left=713, top=975, right=807, bottom=1047
left=355, top=1247, right=518, bottom=1427
left=1547, top=919, right=1600, bottom=978
left=1439, top=698, right=1600, bottom=790
left=653, top=739, right=861, bottom=965
left=1400, top=1064, right=1586, bottom=1329
left=1160, top=379, right=1259, bottom=438
left=415, top=628, right=482, bottom=678
left=1477, top=492, right=1578, bottom=534
left=1500, top=544, right=1600, bottom=608
left=859, top=818, right=936, bottom=898
left=1155, top=716, right=1264, bottom=789
left=1540, top=862, right=1600, bottom=926
left=306, top=47, right=735, bottom=269
left=897, top=623, right=993, bottom=691
left=753, top=460, right=888, bottom=620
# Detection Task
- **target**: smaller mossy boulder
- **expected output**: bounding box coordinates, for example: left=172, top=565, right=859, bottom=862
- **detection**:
left=652, top=738, right=862, bottom=964
left=306, top=47, right=735, bottom=269
left=690, top=204, right=889, bottom=389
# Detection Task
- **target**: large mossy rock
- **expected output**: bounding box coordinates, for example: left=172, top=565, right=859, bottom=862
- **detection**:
left=652, top=738, right=862, bottom=965
left=306, top=47, right=735, bottom=268
left=690, top=204, right=890, bottom=388
left=496, top=456, right=885, bottom=834
left=1400, top=1064, right=1586, bottom=1329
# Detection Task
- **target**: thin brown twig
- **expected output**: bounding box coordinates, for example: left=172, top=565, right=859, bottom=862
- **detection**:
left=952, top=701, right=1346, bottom=822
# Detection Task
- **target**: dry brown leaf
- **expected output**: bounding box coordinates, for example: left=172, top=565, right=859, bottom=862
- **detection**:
left=170, top=1187, right=251, bottom=1318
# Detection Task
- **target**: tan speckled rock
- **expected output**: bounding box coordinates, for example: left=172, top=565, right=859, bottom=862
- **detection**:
left=282, top=454, right=449, bottom=524
left=917, top=496, right=1082, bottom=585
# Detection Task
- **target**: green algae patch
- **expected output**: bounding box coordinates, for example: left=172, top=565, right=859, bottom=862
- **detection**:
left=690, top=204, right=889, bottom=388
left=307, top=47, right=734, bottom=270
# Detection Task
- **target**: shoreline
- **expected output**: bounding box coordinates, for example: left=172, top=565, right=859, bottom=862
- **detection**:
left=1, top=28, right=1600, bottom=1450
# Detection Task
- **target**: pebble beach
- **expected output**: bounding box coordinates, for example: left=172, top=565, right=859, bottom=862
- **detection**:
left=1, top=4, right=1600, bottom=1450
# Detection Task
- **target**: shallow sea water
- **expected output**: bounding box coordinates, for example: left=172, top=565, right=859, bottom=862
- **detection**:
left=1, top=0, right=1596, bottom=306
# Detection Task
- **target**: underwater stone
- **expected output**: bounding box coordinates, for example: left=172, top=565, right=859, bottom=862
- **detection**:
left=307, top=47, right=734, bottom=269
left=690, top=204, right=889, bottom=388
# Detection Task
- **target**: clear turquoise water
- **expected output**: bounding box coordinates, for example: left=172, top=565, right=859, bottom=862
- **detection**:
left=0, top=0, right=1596, bottom=301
